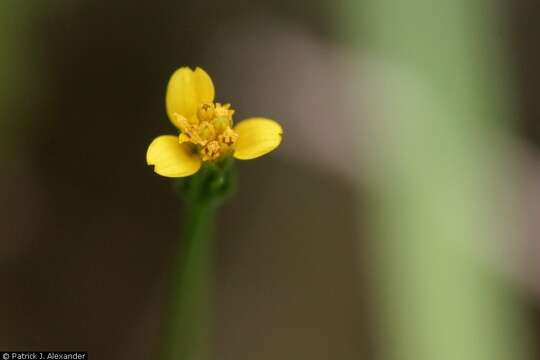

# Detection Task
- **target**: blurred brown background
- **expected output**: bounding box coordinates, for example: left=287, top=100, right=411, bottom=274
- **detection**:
left=1, top=0, right=540, bottom=359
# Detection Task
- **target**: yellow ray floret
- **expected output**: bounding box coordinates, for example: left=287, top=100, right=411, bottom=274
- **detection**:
left=233, top=118, right=283, bottom=160
left=147, top=66, right=283, bottom=178
left=166, top=67, right=215, bottom=128
left=146, top=135, right=201, bottom=177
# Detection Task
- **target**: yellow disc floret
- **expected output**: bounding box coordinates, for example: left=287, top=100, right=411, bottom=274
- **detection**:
left=175, top=102, right=240, bottom=162
left=218, top=127, right=239, bottom=148
left=196, top=121, right=216, bottom=146
left=197, top=103, right=215, bottom=122
left=201, top=140, right=221, bottom=161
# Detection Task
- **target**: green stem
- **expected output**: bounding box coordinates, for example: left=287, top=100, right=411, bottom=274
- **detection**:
left=161, top=202, right=216, bottom=360
left=160, top=159, right=235, bottom=360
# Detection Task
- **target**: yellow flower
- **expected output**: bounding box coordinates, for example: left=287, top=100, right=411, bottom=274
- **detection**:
left=146, top=67, right=283, bottom=178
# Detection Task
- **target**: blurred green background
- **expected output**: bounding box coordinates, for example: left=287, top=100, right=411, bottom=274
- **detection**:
left=1, top=0, right=540, bottom=359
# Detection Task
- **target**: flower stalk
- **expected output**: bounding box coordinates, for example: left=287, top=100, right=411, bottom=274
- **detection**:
left=160, top=159, right=235, bottom=360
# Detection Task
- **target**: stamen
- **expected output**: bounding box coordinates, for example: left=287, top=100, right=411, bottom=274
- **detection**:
left=197, top=103, right=215, bottom=122
left=218, top=127, right=239, bottom=147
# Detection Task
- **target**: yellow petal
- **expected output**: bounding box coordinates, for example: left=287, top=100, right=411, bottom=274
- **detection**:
left=165, top=67, right=215, bottom=128
left=146, top=135, right=201, bottom=177
left=233, top=118, right=283, bottom=160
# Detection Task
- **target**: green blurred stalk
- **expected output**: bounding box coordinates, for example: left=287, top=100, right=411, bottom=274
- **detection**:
left=341, top=1, right=530, bottom=360
left=160, top=160, right=234, bottom=360
left=161, top=203, right=214, bottom=360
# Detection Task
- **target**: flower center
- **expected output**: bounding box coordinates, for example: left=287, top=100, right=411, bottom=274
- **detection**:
left=175, top=103, right=239, bottom=161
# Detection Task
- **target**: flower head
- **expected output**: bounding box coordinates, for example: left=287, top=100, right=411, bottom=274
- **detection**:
left=146, top=67, right=283, bottom=177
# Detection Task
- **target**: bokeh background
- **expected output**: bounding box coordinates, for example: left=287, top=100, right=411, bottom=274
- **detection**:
left=1, top=0, right=540, bottom=359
